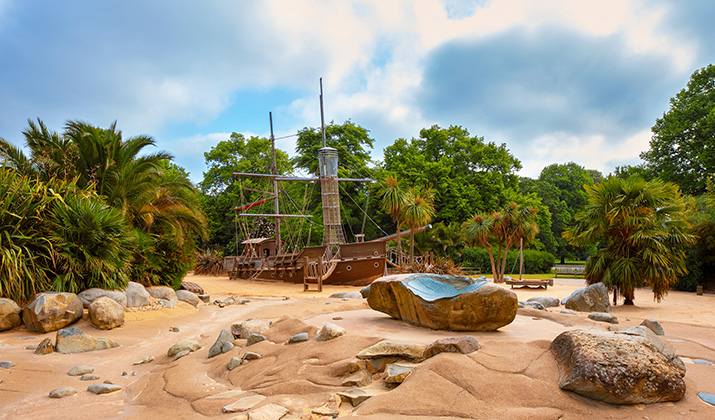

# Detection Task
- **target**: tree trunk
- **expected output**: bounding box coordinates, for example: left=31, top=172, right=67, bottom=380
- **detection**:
left=396, top=224, right=403, bottom=266
left=409, top=229, right=415, bottom=263
left=624, top=288, right=635, bottom=305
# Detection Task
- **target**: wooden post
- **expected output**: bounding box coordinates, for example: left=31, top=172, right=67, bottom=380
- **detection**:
left=303, top=257, right=310, bottom=291
left=697, top=285, right=703, bottom=296
left=317, top=258, right=324, bottom=293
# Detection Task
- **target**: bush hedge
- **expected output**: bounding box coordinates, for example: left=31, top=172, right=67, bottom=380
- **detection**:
left=457, top=247, right=555, bottom=274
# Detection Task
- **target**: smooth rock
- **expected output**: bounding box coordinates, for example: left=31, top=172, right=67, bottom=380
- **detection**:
left=133, top=355, right=154, bottom=365
left=146, top=286, right=178, bottom=304
left=698, top=392, right=715, bottom=406
left=246, top=333, right=266, bottom=346
left=357, top=340, right=426, bottom=361
left=209, top=329, right=234, bottom=358
left=68, top=366, right=94, bottom=376
left=384, top=363, right=414, bottom=383
left=221, top=341, right=234, bottom=353
left=424, top=336, right=480, bottom=359
left=174, top=350, right=191, bottom=360
left=80, top=373, right=100, bottom=381
left=125, top=282, right=151, bottom=308
left=55, top=327, right=119, bottom=354
left=288, top=332, right=309, bottom=344
left=0, top=298, right=22, bottom=331
left=588, top=312, right=619, bottom=324
left=227, top=357, right=242, bottom=370
left=315, top=323, right=346, bottom=341
left=77, top=289, right=127, bottom=308
left=22, top=292, right=83, bottom=333
left=223, top=394, right=267, bottom=413
left=231, top=319, right=269, bottom=339
left=519, top=301, right=545, bottom=310
left=242, top=351, right=261, bottom=361
left=329, top=291, right=363, bottom=299
left=175, top=290, right=200, bottom=307
left=34, top=338, right=54, bottom=355
left=0, top=361, right=15, bottom=369
left=368, top=274, right=517, bottom=331
left=167, top=339, right=202, bottom=357
left=551, top=329, right=686, bottom=404
left=247, top=403, right=288, bottom=420
left=527, top=296, right=560, bottom=308
left=87, top=383, right=121, bottom=395
left=49, top=386, right=77, bottom=398
left=560, top=309, right=577, bottom=315
left=158, top=299, right=174, bottom=308
left=562, top=283, right=611, bottom=313
left=88, top=296, right=125, bottom=330
left=641, top=319, right=665, bottom=336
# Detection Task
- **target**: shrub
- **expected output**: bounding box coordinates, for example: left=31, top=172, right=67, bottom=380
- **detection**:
left=194, top=248, right=225, bottom=276
left=457, top=247, right=554, bottom=274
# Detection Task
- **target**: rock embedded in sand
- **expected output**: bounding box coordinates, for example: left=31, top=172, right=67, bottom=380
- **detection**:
left=560, top=309, right=577, bottom=315
left=315, top=323, right=346, bottom=341
left=34, top=338, right=54, bottom=355
left=77, top=289, right=127, bottom=309
left=175, top=290, right=200, bottom=307
left=551, top=328, right=686, bottom=404
left=68, top=366, right=94, bottom=376
left=88, top=296, right=125, bottom=330
left=242, top=351, right=261, bottom=361
left=423, top=336, right=480, bottom=359
left=125, top=282, right=152, bottom=308
left=587, top=312, right=619, bottom=324
left=384, top=363, right=415, bottom=384
left=288, top=332, right=309, bottom=344
left=174, top=350, right=190, bottom=360
left=146, top=286, right=178, bottom=304
left=133, top=355, right=154, bottom=365
left=247, top=403, right=288, bottom=420
left=357, top=340, right=426, bottom=362
left=518, top=301, right=545, bottom=310
left=55, top=327, right=119, bottom=354
left=209, top=329, right=235, bottom=358
left=641, top=319, right=665, bottom=336
left=231, top=319, right=269, bottom=339
left=49, top=386, right=77, bottom=398
left=87, top=383, right=122, bottom=395
left=0, top=361, right=15, bottom=369
left=167, top=339, right=202, bottom=357
left=562, top=283, right=611, bottom=313
left=227, top=357, right=242, bottom=370
left=80, top=373, right=100, bottom=381
left=367, top=274, right=518, bottom=331
left=329, top=291, right=363, bottom=299
left=338, top=388, right=373, bottom=407
left=22, top=292, right=83, bottom=333
left=222, top=394, right=267, bottom=413
left=246, top=333, right=266, bottom=346
left=158, top=299, right=174, bottom=308
left=0, top=298, right=22, bottom=331
left=527, top=296, right=560, bottom=308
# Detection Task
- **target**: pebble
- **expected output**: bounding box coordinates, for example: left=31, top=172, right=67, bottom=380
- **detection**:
left=170, top=327, right=179, bottom=332
left=332, top=317, right=343, bottom=320
left=227, top=357, right=242, bottom=370
left=103, top=380, right=114, bottom=385
left=134, top=355, right=155, bottom=365
left=80, top=374, right=100, bottom=381
left=122, top=371, right=128, bottom=376
left=0, top=361, right=15, bottom=369
left=49, top=387, right=77, bottom=398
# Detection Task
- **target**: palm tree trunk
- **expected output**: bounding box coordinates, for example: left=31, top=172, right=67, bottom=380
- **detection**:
left=409, top=229, right=415, bottom=263
left=396, top=223, right=403, bottom=266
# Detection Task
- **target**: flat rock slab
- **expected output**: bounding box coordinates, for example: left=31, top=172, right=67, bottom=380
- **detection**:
left=223, top=394, right=267, bottom=413
left=527, top=296, right=560, bottom=307
left=338, top=388, right=374, bottom=407
left=368, top=274, right=517, bottom=331
left=167, top=339, right=202, bottom=357
left=248, top=403, right=288, bottom=420
left=55, top=327, right=119, bottom=354
left=0, top=361, right=15, bottom=369
left=385, top=363, right=415, bottom=383
left=424, top=336, right=480, bottom=359
left=357, top=340, right=426, bottom=361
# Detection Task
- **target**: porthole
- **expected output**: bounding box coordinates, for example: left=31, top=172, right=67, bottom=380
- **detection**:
left=271, top=272, right=275, bottom=278
left=373, top=251, right=379, bottom=256
left=346, top=265, right=352, bottom=271
left=374, top=262, right=380, bottom=268
left=279, top=271, right=284, bottom=278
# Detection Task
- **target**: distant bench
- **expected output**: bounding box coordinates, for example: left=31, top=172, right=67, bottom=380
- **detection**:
left=462, top=266, right=481, bottom=276
left=554, top=264, right=585, bottom=278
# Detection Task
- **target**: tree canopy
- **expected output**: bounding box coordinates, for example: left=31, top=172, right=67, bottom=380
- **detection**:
left=641, top=64, right=715, bottom=194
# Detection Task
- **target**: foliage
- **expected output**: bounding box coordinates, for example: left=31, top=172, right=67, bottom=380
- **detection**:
left=463, top=202, right=539, bottom=283
left=394, top=255, right=465, bottom=276
left=194, top=248, right=226, bottom=276
left=641, top=64, right=715, bottom=194
left=457, top=247, right=555, bottom=275
left=564, top=177, right=696, bottom=304
left=383, top=125, right=522, bottom=224
left=674, top=180, right=715, bottom=291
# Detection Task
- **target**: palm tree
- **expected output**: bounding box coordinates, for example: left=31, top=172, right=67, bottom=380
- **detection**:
left=564, top=177, right=696, bottom=304
left=403, top=186, right=436, bottom=262
left=378, top=175, right=409, bottom=265
left=464, top=202, right=539, bottom=283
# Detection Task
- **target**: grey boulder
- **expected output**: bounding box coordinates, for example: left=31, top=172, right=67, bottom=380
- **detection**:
left=77, top=289, right=127, bottom=308
left=176, top=290, right=201, bottom=307
left=562, top=283, right=611, bottom=313
left=526, top=296, right=560, bottom=308
left=125, top=282, right=152, bottom=308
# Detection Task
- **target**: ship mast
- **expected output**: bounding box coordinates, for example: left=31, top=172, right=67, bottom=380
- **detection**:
left=269, top=112, right=281, bottom=252
left=319, top=78, right=345, bottom=246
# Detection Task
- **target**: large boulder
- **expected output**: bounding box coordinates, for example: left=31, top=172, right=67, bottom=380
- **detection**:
left=22, top=292, right=83, bottom=333
left=176, top=290, right=200, bottom=307
left=367, top=274, right=517, bottom=331
left=562, top=283, right=611, bottom=313
left=77, top=288, right=127, bottom=308
left=125, top=282, right=152, bottom=307
left=0, top=298, right=22, bottom=331
left=55, top=327, right=119, bottom=354
left=551, top=328, right=686, bottom=404
left=146, top=286, right=178, bottom=304
left=88, top=296, right=125, bottom=330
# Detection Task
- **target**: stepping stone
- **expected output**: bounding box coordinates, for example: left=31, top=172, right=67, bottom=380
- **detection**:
left=587, top=312, right=619, bottom=324
left=49, top=387, right=77, bottom=398
left=87, top=383, right=121, bottom=394
left=699, top=392, right=715, bottom=406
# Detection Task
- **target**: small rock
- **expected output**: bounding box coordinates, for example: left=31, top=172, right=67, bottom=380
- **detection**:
left=338, top=388, right=372, bottom=406
left=247, top=403, right=288, bottom=420
left=133, top=355, right=154, bottom=365
left=699, top=392, right=715, bottom=406
left=384, top=363, right=415, bottom=383
left=315, top=323, right=346, bottom=341
left=588, top=312, right=619, bottom=324
left=131, top=371, right=137, bottom=376
left=25, top=345, right=38, bottom=350
left=424, top=336, right=480, bottom=359
left=170, top=327, right=180, bottom=332
left=87, top=383, right=121, bottom=395
left=0, top=361, right=15, bottom=369
left=103, top=380, right=113, bottom=384
left=222, top=394, right=267, bottom=413
left=357, top=340, right=426, bottom=361
left=246, top=333, right=266, bottom=346
left=342, top=370, right=372, bottom=387
left=231, top=319, right=269, bottom=339
left=560, top=309, right=577, bottom=315
left=80, top=373, right=100, bottom=381
left=221, top=341, right=234, bottom=353
left=198, top=294, right=210, bottom=303
left=242, top=351, right=261, bottom=361
left=34, top=338, right=54, bottom=355
left=67, top=366, right=94, bottom=376
left=88, top=296, right=125, bottom=330
left=209, top=329, right=234, bottom=358
left=288, top=332, right=309, bottom=344
left=167, top=339, right=201, bottom=357
left=640, top=319, right=665, bottom=336
left=122, top=371, right=128, bottom=376
left=174, top=350, right=191, bottom=360
left=55, top=327, right=120, bottom=354
left=325, top=302, right=331, bottom=305
left=527, top=296, right=560, bottom=307
left=311, top=394, right=342, bottom=417
left=332, top=316, right=343, bottom=320
left=157, top=299, right=174, bottom=308
left=227, top=357, right=242, bottom=371
left=518, top=301, right=545, bottom=310
left=176, top=290, right=200, bottom=307
left=49, top=386, right=77, bottom=398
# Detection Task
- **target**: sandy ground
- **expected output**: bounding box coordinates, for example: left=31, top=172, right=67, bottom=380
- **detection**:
left=0, top=274, right=713, bottom=419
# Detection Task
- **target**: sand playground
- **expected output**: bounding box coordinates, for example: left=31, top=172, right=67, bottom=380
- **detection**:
left=0, top=274, right=713, bottom=420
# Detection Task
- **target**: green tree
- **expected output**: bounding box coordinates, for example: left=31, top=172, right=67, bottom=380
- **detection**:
left=384, top=125, right=521, bottom=224
left=564, top=177, right=696, bottom=304
left=641, top=64, right=715, bottom=194
left=463, top=202, right=539, bottom=283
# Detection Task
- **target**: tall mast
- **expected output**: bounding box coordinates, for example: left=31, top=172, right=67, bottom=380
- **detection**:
left=320, top=77, right=326, bottom=148
left=318, top=78, right=344, bottom=245
left=269, top=112, right=281, bottom=252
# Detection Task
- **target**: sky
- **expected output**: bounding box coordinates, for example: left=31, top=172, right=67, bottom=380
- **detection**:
left=1, top=0, right=713, bottom=182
